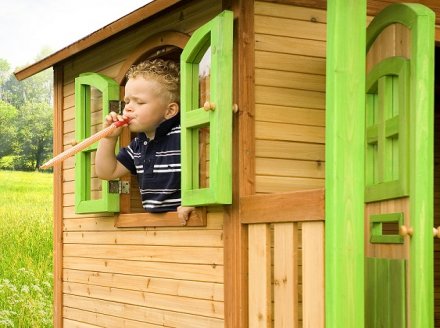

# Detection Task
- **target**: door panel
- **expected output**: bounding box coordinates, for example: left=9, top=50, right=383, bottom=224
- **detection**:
left=365, top=4, right=435, bottom=327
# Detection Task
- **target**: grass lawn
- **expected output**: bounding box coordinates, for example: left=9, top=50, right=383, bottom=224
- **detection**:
left=0, top=170, right=53, bottom=327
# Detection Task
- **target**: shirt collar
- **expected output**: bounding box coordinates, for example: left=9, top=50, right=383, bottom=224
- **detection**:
left=138, top=113, right=180, bottom=141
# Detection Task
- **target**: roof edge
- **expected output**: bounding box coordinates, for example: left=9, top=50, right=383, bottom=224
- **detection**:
left=14, top=0, right=182, bottom=81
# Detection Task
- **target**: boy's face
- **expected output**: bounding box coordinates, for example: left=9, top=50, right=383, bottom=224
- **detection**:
left=123, top=76, right=174, bottom=138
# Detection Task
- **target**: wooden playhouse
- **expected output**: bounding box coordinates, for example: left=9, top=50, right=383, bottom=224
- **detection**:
left=15, top=0, right=440, bottom=327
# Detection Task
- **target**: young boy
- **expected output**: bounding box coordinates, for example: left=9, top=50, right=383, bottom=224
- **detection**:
left=95, top=59, right=192, bottom=222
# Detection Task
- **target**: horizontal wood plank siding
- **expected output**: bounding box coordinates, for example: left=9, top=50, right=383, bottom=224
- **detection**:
left=63, top=295, right=224, bottom=327
left=59, top=0, right=225, bottom=326
left=255, top=1, right=326, bottom=193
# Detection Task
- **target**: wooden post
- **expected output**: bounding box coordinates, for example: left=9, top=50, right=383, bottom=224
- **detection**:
left=53, top=65, right=64, bottom=328
left=407, top=5, right=435, bottom=327
left=325, top=1, right=366, bottom=327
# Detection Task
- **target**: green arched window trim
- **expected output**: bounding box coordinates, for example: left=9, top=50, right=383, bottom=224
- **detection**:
left=74, top=73, right=120, bottom=213
left=365, top=56, right=410, bottom=202
left=180, top=10, right=233, bottom=206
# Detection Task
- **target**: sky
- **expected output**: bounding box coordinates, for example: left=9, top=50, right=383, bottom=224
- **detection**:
left=0, top=0, right=152, bottom=70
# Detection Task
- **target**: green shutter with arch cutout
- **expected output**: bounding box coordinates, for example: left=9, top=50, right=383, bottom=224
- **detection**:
left=180, top=10, right=233, bottom=206
left=75, top=73, right=120, bottom=213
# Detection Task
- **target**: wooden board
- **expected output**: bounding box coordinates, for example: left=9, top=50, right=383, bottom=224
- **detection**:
left=63, top=257, right=223, bottom=283
left=63, top=294, right=224, bottom=328
left=63, top=269, right=224, bottom=301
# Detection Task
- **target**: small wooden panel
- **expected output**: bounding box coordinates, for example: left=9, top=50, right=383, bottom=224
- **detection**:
left=256, top=176, right=325, bottom=193
left=256, top=121, right=325, bottom=143
left=63, top=269, right=224, bottom=301
left=240, top=189, right=324, bottom=224
left=63, top=257, right=223, bottom=283
left=255, top=85, right=325, bottom=110
left=256, top=140, right=325, bottom=162
left=256, top=104, right=325, bottom=126
left=63, top=318, right=100, bottom=328
left=115, top=207, right=207, bottom=227
left=365, top=257, right=407, bottom=327
left=64, top=308, right=158, bottom=328
left=255, top=1, right=327, bottom=23
left=63, top=281, right=224, bottom=319
left=302, top=221, right=325, bottom=328
left=63, top=229, right=223, bottom=247
left=256, top=68, right=326, bottom=92
left=255, top=51, right=326, bottom=75
left=255, top=34, right=326, bottom=58
left=248, top=224, right=272, bottom=327
left=63, top=294, right=224, bottom=328
left=367, top=23, right=411, bottom=72
left=256, top=157, right=325, bottom=179
left=274, top=222, right=299, bottom=328
left=63, top=244, right=223, bottom=265
left=255, top=15, right=326, bottom=41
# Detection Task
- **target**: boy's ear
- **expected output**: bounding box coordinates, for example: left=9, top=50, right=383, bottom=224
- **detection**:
left=165, top=102, right=179, bottom=120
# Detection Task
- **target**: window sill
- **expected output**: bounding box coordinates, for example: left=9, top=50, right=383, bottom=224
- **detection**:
left=114, top=207, right=207, bottom=228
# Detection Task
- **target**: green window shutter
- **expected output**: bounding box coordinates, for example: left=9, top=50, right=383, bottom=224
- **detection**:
left=75, top=73, right=120, bottom=213
left=180, top=10, right=233, bottom=206
left=365, top=57, right=410, bottom=202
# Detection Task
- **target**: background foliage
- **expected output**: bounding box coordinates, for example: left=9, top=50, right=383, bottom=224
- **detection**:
left=0, top=51, right=53, bottom=171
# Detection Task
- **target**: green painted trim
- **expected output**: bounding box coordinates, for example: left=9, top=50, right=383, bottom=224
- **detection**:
left=180, top=10, right=233, bottom=206
left=365, top=57, right=410, bottom=202
left=370, top=212, right=404, bottom=244
left=74, top=73, right=120, bottom=213
left=325, top=1, right=366, bottom=327
left=366, top=4, right=435, bottom=327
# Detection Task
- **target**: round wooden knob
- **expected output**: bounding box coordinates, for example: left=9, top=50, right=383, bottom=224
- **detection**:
left=203, top=101, right=215, bottom=111
left=232, top=103, right=239, bottom=113
left=71, top=140, right=78, bottom=146
left=434, top=226, right=440, bottom=238
left=399, top=225, right=413, bottom=237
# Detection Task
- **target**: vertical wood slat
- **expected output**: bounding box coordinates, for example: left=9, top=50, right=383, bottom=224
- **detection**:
left=302, top=221, right=325, bottom=328
left=274, top=223, right=298, bottom=328
left=248, top=224, right=271, bottom=327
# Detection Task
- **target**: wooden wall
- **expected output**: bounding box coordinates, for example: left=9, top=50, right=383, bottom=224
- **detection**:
left=256, top=1, right=440, bottom=327
left=59, top=1, right=226, bottom=327
left=254, top=1, right=326, bottom=194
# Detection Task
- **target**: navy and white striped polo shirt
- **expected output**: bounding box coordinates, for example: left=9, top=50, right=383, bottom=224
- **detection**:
left=116, top=115, right=181, bottom=213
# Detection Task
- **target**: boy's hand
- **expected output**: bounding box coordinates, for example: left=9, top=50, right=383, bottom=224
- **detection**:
left=104, top=112, right=128, bottom=138
left=177, top=206, right=195, bottom=225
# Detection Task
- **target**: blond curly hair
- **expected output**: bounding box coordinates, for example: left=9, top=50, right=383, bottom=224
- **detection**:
left=126, top=59, right=180, bottom=104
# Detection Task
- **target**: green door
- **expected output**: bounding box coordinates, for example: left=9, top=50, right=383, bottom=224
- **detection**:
left=364, top=4, right=434, bottom=327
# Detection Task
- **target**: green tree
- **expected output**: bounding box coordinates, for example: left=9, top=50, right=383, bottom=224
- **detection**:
left=15, top=102, right=53, bottom=170
left=0, top=50, right=54, bottom=171
left=2, top=69, right=52, bottom=109
left=0, top=100, right=17, bottom=158
left=0, top=59, right=11, bottom=100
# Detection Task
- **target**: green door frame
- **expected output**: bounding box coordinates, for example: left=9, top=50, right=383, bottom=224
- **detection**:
left=326, top=2, right=435, bottom=327
left=325, top=1, right=366, bottom=327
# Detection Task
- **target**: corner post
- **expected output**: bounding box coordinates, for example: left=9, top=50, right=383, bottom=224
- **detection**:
left=325, top=1, right=366, bottom=327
